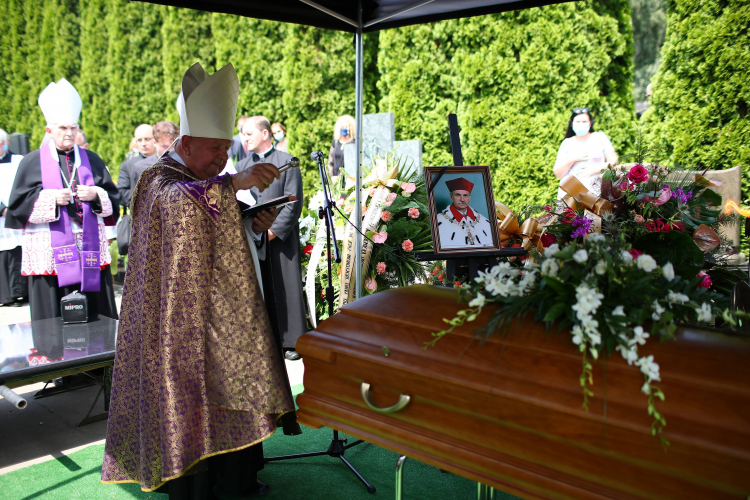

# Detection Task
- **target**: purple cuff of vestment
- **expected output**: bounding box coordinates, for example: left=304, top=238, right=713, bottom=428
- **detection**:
left=53, top=245, right=80, bottom=265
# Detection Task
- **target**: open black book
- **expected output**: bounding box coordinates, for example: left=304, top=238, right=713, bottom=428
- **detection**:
left=239, top=195, right=298, bottom=219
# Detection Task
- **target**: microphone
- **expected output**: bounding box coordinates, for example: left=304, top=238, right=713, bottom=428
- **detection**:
left=311, top=151, right=324, bottom=161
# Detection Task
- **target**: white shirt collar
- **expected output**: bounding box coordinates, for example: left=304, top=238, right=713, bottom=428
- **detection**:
left=169, top=149, right=187, bottom=166
left=255, top=145, right=274, bottom=159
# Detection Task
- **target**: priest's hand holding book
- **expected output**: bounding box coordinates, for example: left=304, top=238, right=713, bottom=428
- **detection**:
left=251, top=207, right=278, bottom=233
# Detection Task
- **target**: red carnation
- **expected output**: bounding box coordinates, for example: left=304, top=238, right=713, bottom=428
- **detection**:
left=540, top=233, right=557, bottom=247
left=303, top=244, right=314, bottom=256
left=561, top=207, right=577, bottom=224
left=697, top=272, right=712, bottom=289
left=628, top=164, right=649, bottom=184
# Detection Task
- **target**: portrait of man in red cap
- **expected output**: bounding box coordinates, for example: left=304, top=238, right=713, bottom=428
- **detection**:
left=437, top=176, right=494, bottom=249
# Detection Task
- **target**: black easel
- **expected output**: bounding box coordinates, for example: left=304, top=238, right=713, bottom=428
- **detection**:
left=263, top=152, right=376, bottom=494
left=422, top=114, right=528, bottom=282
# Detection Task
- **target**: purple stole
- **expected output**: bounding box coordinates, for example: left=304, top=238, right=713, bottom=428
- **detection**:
left=40, top=144, right=101, bottom=292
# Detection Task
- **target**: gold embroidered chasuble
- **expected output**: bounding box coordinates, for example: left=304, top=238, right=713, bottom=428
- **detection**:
left=101, top=157, right=294, bottom=491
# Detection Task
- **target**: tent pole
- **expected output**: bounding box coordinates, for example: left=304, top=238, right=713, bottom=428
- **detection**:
left=354, top=0, right=364, bottom=300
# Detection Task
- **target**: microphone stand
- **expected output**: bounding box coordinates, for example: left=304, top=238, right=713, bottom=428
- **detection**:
left=263, top=152, right=376, bottom=494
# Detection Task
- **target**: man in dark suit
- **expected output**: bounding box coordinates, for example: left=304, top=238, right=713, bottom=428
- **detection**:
left=236, top=116, right=305, bottom=360
left=117, top=124, right=155, bottom=210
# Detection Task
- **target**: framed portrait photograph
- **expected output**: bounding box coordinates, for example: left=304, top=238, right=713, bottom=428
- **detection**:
left=424, top=166, right=501, bottom=254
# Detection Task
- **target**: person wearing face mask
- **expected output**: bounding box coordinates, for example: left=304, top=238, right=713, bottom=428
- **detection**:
left=327, top=115, right=355, bottom=179
left=553, top=107, right=618, bottom=199
left=271, top=122, right=288, bottom=153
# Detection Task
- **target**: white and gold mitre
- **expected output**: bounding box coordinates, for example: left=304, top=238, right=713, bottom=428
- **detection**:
left=177, top=62, right=239, bottom=141
left=38, top=78, right=82, bottom=125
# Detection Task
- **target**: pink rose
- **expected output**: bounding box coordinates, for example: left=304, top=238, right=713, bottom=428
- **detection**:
left=345, top=205, right=353, bottom=214
left=336, top=198, right=345, bottom=208
left=383, top=192, right=397, bottom=206
left=634, top=214, right=644, bottom=223
left=697, top=271, right=712, bottom=289
left=408, top=207, right=420, bottom=219
left=401, top=182, right=416, bottom=194
left=365, top=277, right=377, bottom=292
left=372, top=230, right=388, bottom=244
left=376, top=262, right=386, bottom=274
left=629, top=248, right=643, bottom=259
left=402, top=239, right=414, bottom=252
left=381, top=211, right=392, bottom=222
left=628, top=164, right=649, bottom=184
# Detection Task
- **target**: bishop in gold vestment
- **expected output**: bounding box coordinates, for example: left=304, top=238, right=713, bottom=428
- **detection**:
left=101, top=62, right=292, bottom=495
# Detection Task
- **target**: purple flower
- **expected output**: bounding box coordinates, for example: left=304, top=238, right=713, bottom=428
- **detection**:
left=571, top=216, right=591, bottom=239
left=671, top=187, right=693, bottom=204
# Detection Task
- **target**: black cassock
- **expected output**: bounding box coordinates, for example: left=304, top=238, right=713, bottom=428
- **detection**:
left=5, top=147, right=120, bottom=321
left=237, top=148, right=306, bottom=349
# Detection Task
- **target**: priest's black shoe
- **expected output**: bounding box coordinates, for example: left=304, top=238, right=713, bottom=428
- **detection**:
left=284, top=350, right=301, bottom=361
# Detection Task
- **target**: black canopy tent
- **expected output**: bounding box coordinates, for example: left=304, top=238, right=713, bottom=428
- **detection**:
left=138, top=0, right=572, bottom=299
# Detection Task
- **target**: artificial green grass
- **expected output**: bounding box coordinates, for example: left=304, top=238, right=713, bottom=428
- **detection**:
left=0, top=385, right=520, bottom=500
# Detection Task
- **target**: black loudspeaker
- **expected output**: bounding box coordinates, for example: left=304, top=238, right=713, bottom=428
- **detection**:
left=61, top=291, right=89, bottom=324
left=9, top=133, right=29, bottom=155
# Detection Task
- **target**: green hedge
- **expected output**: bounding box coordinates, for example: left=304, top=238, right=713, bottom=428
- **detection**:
left=378, top=0, right=635, bottom=209
left=2, top=0, right=634, bottom=206
left=642, top=0, right=750, bottom=192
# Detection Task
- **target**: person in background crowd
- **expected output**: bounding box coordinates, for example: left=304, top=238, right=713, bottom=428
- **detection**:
left=237, top=116, right=305, bottom=361
left=5, top=79, right=120, bottom=321
left=130, top=120, right=179, bottom=189
left=75, top=129, right=89, bottom=149
left=271, top=122, right=288, bottom=153
left=102, top=63, right=295, bottom=498
left=553, top=107, right=618, bottom=199
left=124, top=137, right=139, bottom=161
left=327, top=115, right=355, bottom=179
left=228, top=115, right=249, bottom=164
left=0, top=129, right=27, bottom=306
left=118, top=124, right=155, bottom=211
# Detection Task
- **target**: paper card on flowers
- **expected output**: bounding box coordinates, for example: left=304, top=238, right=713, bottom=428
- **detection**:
left=583, top=210, right=602, bottom=238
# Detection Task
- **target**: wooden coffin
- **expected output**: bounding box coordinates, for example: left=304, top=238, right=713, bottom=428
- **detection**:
left=296, top=285, right=750, bottom=500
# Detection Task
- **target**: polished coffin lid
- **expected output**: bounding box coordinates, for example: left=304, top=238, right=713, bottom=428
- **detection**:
left=297, top=284, right=750, bottom=500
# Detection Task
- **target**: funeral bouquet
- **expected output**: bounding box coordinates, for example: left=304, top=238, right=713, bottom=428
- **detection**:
left=430, top=234, right=745, bottom=444
left=299, top=150, right=433, bottom=325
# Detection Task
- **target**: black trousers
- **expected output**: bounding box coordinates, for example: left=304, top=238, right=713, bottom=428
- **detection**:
left=166, top=443, right=265, bottom=500
left=0, top=247, right=27, bottom=304
left=28, top=267, right=118, bottom=321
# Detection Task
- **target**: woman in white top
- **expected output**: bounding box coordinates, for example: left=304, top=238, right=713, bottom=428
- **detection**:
left=553, top=107, right=618, bottom=199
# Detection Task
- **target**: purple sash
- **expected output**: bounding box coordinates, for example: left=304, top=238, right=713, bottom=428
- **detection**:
left=40, top=144, right=101, bottom=292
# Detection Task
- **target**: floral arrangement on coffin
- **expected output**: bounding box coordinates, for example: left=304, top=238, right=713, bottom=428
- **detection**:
left=429, top=234, right=746, bottom=445
left=299, top=150, right=433, bottom=324
left=542, top=131, right=745, bottom=292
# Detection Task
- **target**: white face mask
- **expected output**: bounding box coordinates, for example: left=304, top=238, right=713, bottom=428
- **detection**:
left=572, top=123, right=590, bottom=136
left=273, top=132, right=285, bottom=141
